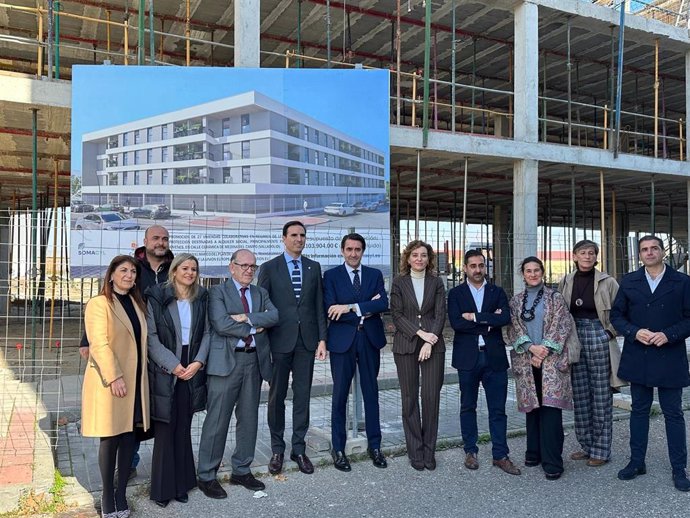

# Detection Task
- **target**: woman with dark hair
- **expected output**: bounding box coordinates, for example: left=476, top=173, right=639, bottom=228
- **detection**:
left=82, top=255, right=150, bottom=518
left=390, top=240, right=446, bottom=470
left=505, top=256, right=572, bottom=480
left=558, top=240, right=623, bottom=467
left=146, top=253, right=210, bottom=507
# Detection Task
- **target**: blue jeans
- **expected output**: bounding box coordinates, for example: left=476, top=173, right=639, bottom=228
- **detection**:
left=629, top=383, right=687, bottom=473
left=131, top=441, right=141, bottom=468
left=458, top=351, right=509, bottom=460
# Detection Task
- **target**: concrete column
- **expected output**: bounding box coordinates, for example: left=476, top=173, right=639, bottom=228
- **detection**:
left=513, top=1, right=539, bottom=143
left=0, top=214, right=9, bottom=314
left=513, top=158, right=539, bottom=294
left=492, top=205, right=513, bottom=294
left=235, top=0, right=261, bottom=68
left=686, top=51, right=690, bottom=162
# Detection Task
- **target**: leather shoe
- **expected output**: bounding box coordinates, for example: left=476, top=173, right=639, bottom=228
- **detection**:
left=230, top=472, right=266, bottom=491
left=464, top=452, right=479, bottom=470
left=524, top=458, right=540, bottom=467
left=410, top=460, right=425, bottom=471
left=587, top=458, right=607, bottom=467
left=154, top=500, right=169, bottom=508
left=493, top=456, right=521, bottom=475
left=617, top=462, right=646, bottom=480
left=545, top=471, right=562, bottom=480
left=332, top=450, right=351, bottom=472
left=570, top=451, right=590, bottom=461
left=290, top=453, right=314, bottom=474
left=197, top=479, right=227, bottom=499
left=673, top=471, right=690, bottom=492
left=174, top=493, right=188, bottom=503
left=424, top=458, right=436, bottom=471
left=268, top=453, right=284, bottom=475
left=368, top=448, right=387, bottom=469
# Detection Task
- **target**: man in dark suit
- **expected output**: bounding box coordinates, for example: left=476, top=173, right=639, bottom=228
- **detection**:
left=447, top=250, right=520, bottom=475
left=197, top=249, right=279, bottom=499
left=258, top=221, right=328, bottom=475
left=611, top=235, right=690, bottom=492
left=323, top=233, right=389, bottom=472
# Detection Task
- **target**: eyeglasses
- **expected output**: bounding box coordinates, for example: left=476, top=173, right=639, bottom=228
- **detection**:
left=233, top=262, right=258, bottom=272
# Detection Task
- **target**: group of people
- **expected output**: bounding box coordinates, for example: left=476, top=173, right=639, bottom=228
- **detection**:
left=80, top=223, right=690, bottom=517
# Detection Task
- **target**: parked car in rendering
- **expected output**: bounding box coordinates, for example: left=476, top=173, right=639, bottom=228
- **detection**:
left=357, top=201, right=379, bottom=212
left=74, top=212, right=140, bottom=231
left=71, top=202, right=95, bottom=213
left=95, top=203, right=125, bottom=213
left=324, top=203, right=357, bottom=216
left=129, top=204, right=171, bottom=219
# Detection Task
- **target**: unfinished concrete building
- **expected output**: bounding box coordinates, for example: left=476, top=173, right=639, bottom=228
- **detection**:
left=2, top=0, right=690, bottom=293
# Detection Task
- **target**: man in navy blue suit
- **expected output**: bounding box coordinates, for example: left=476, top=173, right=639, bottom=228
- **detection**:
left=323, top=233, right=389, bottom=472
left=611, top=235, right=690, bottom=492
left=447, top=250, right=520, bottom=475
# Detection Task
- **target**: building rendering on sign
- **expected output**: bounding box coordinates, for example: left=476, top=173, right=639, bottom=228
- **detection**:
left=81, top=91, right=387, bottom=217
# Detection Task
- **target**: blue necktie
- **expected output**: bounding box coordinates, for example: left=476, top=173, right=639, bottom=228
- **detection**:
left=353, top=269, right=361, bottom=298
left=291, top=260, right=302, bottom=300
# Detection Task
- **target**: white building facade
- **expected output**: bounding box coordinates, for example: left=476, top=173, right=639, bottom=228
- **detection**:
left=81, top=91, right=387, bottom=217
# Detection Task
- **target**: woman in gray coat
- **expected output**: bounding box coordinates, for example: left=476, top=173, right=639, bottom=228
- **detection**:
left=146, top=253, right=210, bottom=507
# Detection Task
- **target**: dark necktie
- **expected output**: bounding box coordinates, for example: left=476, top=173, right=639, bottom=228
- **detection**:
left=240, top=287, right=253, bottom=349
left=291, top=259, right=302, bottom=300
left=353, top=269, right=361, bottom=298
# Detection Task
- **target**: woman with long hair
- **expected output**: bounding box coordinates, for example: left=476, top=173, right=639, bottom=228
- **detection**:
left=390, top=240, right=446, bottom=471
left=146, top=253, right=210, bottom=507
left=82, top=255, right=150, bottom=518
left=505, top=256, right=573, bottom=480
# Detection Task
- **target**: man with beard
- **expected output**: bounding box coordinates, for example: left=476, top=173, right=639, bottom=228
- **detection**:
left=447, top=249, right=520, bottom=475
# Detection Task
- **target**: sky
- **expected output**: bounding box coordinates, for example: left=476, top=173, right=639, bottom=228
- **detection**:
left=71, top=66, right=390, bottom=173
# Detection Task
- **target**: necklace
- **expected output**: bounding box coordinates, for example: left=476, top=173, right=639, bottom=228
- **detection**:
left=521, top=286, right=544, bottom=322
left=573, top=271, right=593, bottom=307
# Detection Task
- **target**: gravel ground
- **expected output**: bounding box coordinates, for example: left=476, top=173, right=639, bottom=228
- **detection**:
left=59, top=409, right=690, bottom=518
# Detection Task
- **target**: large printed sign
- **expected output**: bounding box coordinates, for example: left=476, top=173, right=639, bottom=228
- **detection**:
left=70, top=67, right=391, bottom=277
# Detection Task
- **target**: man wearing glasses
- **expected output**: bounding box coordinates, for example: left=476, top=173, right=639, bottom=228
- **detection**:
left=197, top=249, right=279, bottom=498
left=258, top=220, right=328, bottom=475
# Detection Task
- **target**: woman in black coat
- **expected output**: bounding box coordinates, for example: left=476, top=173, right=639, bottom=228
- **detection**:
left=146, top=253, right=210, bottom=507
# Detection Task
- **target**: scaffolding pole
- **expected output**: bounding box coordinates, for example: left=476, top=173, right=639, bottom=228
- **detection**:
left=451, top=0, right=456, bottom=133
left=149, top=0, right=155, bottom=64
left=185, top=0, right=190, bottom=66
left=422, top=0, right=432, bottom=147
left=571, top=167, right=576, bottom=245
left=612, top=189, right=617, bottom=277
left=566, top=17, right=572, bottom=146
left=138, top=0, right=145, bottom=64
left=651, top=175, right=656, bottom=233
left=54, top=0, right=60, bottom=78
left=30, top=108, right=39, bottom=365
left=654, top=38, right=659, bottom=158
left=461, top=158, right=468, bottom=257
left=396, top=0, right=401, bottom=125
left=326, top=0, right=331, bottom=68
left=415, top=151, right=421, bottom=238
left=613, top=5, right=626, bottom=158
left=47, top=0, right=53, bottom=79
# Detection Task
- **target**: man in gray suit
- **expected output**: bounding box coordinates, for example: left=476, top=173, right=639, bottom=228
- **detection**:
left=197, top=249, right=279, bottom=499
left=258, top=220, right=328, bottom=475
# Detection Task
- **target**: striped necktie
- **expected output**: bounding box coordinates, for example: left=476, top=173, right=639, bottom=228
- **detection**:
left=291, top=259, right=302, bottom=300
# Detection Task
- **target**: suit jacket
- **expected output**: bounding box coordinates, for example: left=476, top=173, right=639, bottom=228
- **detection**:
left=258, top=253, right=328, bottom=353
left=82, top=295, right=150, bottom=437
left=390, top=273, right=446, bottom=354
left=611, top=265, right=690, bottom=388
left=206, top=280, right=279, bottom=382
left=447, top=282, right=511, bottom=372
left=323, top=264, right=388, bottom=353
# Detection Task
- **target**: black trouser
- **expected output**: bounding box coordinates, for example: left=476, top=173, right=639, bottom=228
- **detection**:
left=150, top=378, right=196, bottom=501
left=525, top=366, right=564, bottom=475
left=99, top=432, right=136, bottom=513
left=268, top=336, right=315, bottom=455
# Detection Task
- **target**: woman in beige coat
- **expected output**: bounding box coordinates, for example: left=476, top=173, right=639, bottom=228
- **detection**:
left=82, top=255, right=150, bottom=518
